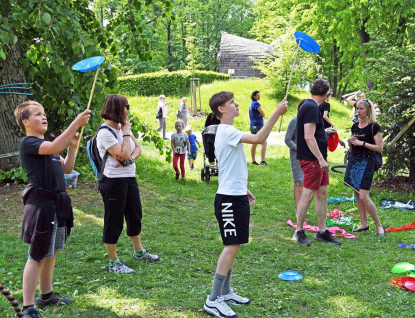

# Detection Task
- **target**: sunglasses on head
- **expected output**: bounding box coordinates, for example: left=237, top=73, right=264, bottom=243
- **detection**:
left=125, top=104, right=130, bottom=111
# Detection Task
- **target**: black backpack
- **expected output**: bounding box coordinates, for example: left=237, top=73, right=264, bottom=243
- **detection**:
left=86, top=126, right=117, bottom=181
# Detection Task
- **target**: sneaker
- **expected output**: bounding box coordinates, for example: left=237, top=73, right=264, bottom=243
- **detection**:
left=259, top=161, right=268, bottom=166
left=315, top=229, right=341, bottom=245
left=292, top=230, right=311, bottom=246
left=222, top=290, right=251, bottom=305
left=252, top=161, right=259, bottom=165
left=204, top=296, right=237, bottom=318
left=22, top=307, right=41, bottom=318
left=175, top=173, right=180, bottom=180
left=35, top=292, right=73, bottom=308
left=163, top=137, right=170, bottom=140
left=108, top=260, right=135, bottom=273
left=190, top=166, right=194, bottom=170
left=133, top=250, right=160, bottom=263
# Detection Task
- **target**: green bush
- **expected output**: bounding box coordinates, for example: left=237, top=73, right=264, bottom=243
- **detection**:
left=0, top=167, right=28, bottom=184
left=118, top=70, right=230, bottom=96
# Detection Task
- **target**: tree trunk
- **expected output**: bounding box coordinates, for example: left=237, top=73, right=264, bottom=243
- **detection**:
left=167, top=20, right=172, bottom=72
left=0, top=40, right=28, bottom=170
left=333, top=43, right=338, bottom=96
left=356, top=18, right=373, bottom=91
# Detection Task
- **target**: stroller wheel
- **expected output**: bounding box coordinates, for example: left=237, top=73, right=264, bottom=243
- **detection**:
left=206, top=169, right=211, bottom=182
left=201, top=167, right=205, bottom=181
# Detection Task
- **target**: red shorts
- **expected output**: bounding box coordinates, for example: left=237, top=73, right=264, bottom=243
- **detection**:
left=299, top=160, right=329, bottom=190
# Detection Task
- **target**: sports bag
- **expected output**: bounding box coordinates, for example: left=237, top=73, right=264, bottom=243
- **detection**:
left=156, top=107, right=162, bottom=119
left=371, top=123, right=383, bottom=171
left=86, top=126, right=117, bottom=180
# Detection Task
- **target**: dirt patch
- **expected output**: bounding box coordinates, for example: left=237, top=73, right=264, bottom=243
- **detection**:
left=372, top=176, right=415, bottom=194
left=188, top=110, right=207, bottom=119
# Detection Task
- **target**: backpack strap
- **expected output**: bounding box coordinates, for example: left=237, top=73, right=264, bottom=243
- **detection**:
left=96, top=125, right=118, bottom=181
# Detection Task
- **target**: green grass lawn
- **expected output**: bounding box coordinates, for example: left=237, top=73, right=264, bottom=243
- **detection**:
left=1, top=80, right=414, bottom=317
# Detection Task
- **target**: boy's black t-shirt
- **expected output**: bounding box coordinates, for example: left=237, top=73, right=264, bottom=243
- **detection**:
left=318, top=101, right=331, bottom=129
left=296, top=99, right=328, bottom=161
left=20, top=136, right=65, bottom=192
left=350, top=122, right=381, bottom=156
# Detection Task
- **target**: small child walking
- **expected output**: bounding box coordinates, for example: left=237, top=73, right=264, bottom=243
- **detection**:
left=185, top=126, right=201, bottom=170
left=171, top=120, right=191, bottom=180
left=14, top=101, right=90, bottom=318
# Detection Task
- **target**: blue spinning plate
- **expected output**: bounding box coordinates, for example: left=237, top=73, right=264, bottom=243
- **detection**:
left=294, top=32, right=320, bottom=53
left=72, top=56, right=105, bottom=72
left=278, top=270, right=303, bottom=281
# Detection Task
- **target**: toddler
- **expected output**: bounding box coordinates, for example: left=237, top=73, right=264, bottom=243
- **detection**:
left=185, top=126, right=201, bottom=170
left=171, top=120, right=190, bottom=180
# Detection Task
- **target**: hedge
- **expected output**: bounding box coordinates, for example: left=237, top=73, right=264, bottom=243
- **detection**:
left=118, top=70, right=230, bottom=96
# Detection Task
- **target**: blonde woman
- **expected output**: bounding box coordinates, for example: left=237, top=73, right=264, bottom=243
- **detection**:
left=345, top=99, right=385, bottom=236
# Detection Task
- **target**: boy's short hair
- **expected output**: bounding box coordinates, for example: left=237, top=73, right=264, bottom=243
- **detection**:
left=100, top=94, right=129, bottom=125
left=209, top=91, right=234, bottom=119
left=184, top=126, right=192, bottom=134
left=14, top=101, right=43, bottom=135
left=310, top=79, right=330, bottom=96
left=160, top=95, right=166, bottom=99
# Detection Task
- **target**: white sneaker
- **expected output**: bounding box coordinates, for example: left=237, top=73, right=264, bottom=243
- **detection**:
left=109, top=260, right=135, bottom=274
left=222, top=290, right=251, bottom=305
left=204, top=295, right=237, bottom=318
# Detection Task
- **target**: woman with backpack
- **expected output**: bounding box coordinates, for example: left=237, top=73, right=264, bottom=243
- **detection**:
left=177, top=97, right=190, bottom=126
left=344, top=99, right=385, bottom=236
left=96, top=94, right=159, bottom=274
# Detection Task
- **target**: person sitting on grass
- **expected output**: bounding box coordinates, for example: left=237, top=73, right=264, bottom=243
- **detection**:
left=203, top=91, right=287, bottom=318
left=97, top=94, right=159, bottom=274
left=185, top=125, right=201, bottom=170
left=14, top=101, right=91, bottom=318
left=171, top=119, right=191, bottom=180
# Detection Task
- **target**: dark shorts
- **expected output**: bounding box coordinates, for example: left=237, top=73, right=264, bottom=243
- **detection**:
left=187, top=152, right=197, bottom=160
left=214, top=194, right=250, bottom=245
left=300, top=160, right=329, bottom=190
left=99, top=176, right=142, bottom=244
left=250, top=125, right=263, bottom=135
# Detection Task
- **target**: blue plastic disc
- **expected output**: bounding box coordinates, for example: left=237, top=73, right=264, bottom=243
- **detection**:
left=72, top=56, right=105, bottom=72
left=294, top=32, right=320, bottom=53
left=278, top=270, right=303, bottom=281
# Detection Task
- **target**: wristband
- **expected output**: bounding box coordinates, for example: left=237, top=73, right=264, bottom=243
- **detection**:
left=122, top=158, right=134, bottom=166
left=363, top=141, right=366, bottom=147
left=123, top=134, right=130, bottom=137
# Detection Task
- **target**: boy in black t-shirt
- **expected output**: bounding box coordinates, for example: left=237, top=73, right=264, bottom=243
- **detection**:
left=14, top=101, right=90, bottom=318
left=293, top=79, right=341, bottom=247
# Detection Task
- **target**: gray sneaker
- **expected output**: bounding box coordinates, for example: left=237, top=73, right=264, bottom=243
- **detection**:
left=35, top=292, right=74, bottom=308
left=22, top=306, right=41, bottom=318
left=292, top=230, right=311, bottom=246
left=109, top=260, right=135, bottom=273
left=133, top=250, right=160, bottom=263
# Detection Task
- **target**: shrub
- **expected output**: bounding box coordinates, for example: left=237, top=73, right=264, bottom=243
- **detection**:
left=118, top=70, right=230, bottom=96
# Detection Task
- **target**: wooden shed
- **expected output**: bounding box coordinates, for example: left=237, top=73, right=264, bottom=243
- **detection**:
left=219, top=32, right=273, bottom=78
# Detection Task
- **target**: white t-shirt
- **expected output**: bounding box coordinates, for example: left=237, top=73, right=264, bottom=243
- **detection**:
left=215, top=124, right=247, bottom=195
left=96, top=124, right=136, bottom=178
left=158, top=101, right=168, bottom=118
left=171, top=132, right=188, bottom=154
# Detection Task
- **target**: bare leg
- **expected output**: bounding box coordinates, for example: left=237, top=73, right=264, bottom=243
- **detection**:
left=216, top=245, right=240, bottom=276
left=293, top=182, right=303, bottom=212
left=359, top=189, right=384, bottom=233
left=355, top=190, right=369, bottom=229
left=260, top=140, right=267, bottom=162
left=38, top=250, right=58, bottom=295
left=315, top=186, right=328, bottom=232
left=296, top=187, right=316, bottom=231
left=105, top=243, right=118, bottom=261
left=130, top=234, right=143, bottom=251
left=251, top=144, right=257, bottom=162
left=23, top=259, right=42, bottom=306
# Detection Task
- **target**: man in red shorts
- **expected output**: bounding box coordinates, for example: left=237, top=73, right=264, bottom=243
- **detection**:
left=293, top=79, right=341, bottom=246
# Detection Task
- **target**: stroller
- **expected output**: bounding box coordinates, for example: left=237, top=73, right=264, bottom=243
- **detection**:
left=201, top=125, right=218, bottom=182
